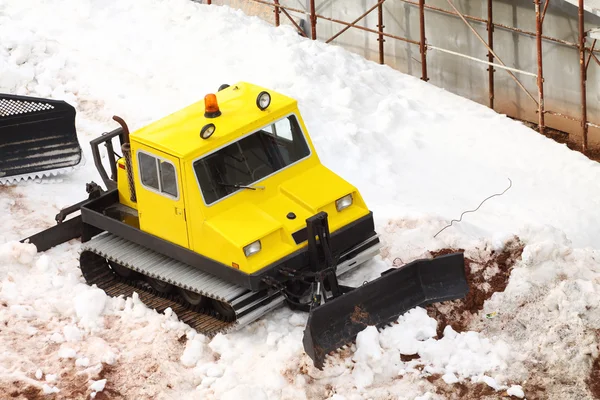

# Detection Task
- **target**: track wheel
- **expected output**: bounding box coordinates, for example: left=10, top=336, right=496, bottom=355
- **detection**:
left=211, top=298, right=236, bottom=319
left=108, top=260, right=140, bottom=280
left=145, top=276, right=174, bottom=294
left=178, top=288, right=208, bottom=307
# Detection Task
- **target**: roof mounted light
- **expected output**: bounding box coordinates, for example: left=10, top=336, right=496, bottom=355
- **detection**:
left=204, top=94, right=221, bottom=118
left=256, top=91, right=271, bottom=111
left=200, top=123, right=216, bottom=139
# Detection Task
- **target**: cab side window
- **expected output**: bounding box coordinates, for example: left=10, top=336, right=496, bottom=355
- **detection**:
left=160, top=161, right=178, bottom=197
left=137, top=151, right=179, bottom=198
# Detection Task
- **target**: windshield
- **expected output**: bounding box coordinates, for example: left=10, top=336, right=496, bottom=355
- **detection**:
left=194, top=114, right=310, bottom=205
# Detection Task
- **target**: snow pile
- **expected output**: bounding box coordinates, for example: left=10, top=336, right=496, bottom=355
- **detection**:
left=470, top=235, right=600, bottom=397
left=350, top=308, right=512, bottom=392
left=2, top=0, right=600, bottom=398
left=74, top=288, right=107, bottom=330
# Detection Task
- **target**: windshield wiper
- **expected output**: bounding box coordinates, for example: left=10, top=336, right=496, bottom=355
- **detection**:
left=217, top=182, right=265, bottom=191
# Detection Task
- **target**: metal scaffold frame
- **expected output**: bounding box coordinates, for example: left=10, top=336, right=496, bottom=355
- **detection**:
left=206, top=0, right=599, bottom=153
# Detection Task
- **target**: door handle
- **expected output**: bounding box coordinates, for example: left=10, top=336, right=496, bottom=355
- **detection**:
left=175, top=207, right=186, bottom=221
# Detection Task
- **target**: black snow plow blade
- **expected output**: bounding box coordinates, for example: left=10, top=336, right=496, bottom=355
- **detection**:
left=303, top=252, right=468, bottom=369
left=0, top=93, right=82, bottom=184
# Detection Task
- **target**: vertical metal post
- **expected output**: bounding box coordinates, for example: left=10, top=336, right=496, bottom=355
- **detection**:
left=419, top=0, right=429, bottom=81
left=274, top=0, right=280, bottom=26
left=535, top=0, right=545, bottom=135
left=378, top=1, right=385, bottom=64
left=486, top=0, right=495, bottom=109
left=310, top=0, right=317, bottom=40
left=579, top=0, right=588, bottom=152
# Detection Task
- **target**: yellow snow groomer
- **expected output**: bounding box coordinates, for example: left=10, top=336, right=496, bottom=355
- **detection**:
left=24, top=82, right=467, bottom=368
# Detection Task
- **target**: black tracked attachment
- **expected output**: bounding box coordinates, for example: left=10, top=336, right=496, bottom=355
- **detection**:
left=302, top=252, right=468, bottom=369
left=0, top=93, right=82, bottom=183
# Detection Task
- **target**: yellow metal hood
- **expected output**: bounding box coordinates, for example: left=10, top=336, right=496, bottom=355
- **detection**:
left=205, top=165, right=366, bottom=249
left=279, top=165, right=357, bottom=212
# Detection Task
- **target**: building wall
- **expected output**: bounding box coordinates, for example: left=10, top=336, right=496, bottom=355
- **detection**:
left=209, top=0, right=600, bottom=145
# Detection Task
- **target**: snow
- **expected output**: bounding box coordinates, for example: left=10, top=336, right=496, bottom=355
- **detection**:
left=441, top=373, right=458, bottom=384
left=1, top=0, right=600, bottom=398
left=58, top=346, right=77, bottom=359
left=74, top=288, right=107, bottom=329
left=42, top=383, right=60, bottom=394
left=63, top=324, right=83, bottom=342
left=181, top=337, right=205, bottom=367
left=76, top=357, right=90, bottom=367
left=508, top=385, right=525, bottom=398
left=90, top=378, right=107, bottom=392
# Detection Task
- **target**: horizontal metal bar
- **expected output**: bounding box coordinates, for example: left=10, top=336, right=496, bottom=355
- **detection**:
left=427, top=45, right=538, bottom=77
left=545, top=110, right=581, bottom=122
left=248, top=0, right=420, bottom=45
left=545, top=110, right=600, bottom=129
left=399, top=0, right=600, bottom=54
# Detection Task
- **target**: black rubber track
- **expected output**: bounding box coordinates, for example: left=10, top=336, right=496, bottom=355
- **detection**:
left=79, top=250, right=234, bottom=336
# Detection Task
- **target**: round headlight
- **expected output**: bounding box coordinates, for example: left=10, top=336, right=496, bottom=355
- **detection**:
left=256, top=91, right=271, bottom=110
left=200, top=123, right=216, bottom=139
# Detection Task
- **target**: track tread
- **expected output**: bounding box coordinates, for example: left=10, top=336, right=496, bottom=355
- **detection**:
left=80, top=249, right=232, bottom=336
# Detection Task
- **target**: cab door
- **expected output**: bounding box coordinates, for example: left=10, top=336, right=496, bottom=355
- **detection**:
left=134, top=146, right=189, bottom=248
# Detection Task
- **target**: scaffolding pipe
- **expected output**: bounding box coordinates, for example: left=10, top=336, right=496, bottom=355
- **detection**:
left=535, top=0, right=545, bottom=135
left=240, top=0, right=599, bottom=139
left=579, top=0, right=588, bottom=152
left=487, top=0, right=495, bottom=109
left=541, top=0, right=550, bottom=23
left=586, top=39, right=597, bottom=69
left=310, top=0, right=317, bottom=40
left=445, top=0, right=539, bottom=105
left=592, top=51, right=600, bottom=66
left=419, top=0, right=428, bottom=81
left=279, top=5, right=307, bottom=37
left=249, top=0, right=419, bottom=45
left=326, top=0, right=385, bottom=44
left=399, top=0, right=600, bottom=54
left=378, top=1, right=385, bottom=64
left=427, top=45, right=537, bottom=76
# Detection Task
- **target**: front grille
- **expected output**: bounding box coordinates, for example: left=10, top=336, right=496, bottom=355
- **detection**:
left=292, top=227, right=308, bottom=244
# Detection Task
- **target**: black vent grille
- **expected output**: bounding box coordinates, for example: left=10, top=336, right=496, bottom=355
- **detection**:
left=292, top=227, right=308, bottom=244
left=0, top=98, right=54, bottom=117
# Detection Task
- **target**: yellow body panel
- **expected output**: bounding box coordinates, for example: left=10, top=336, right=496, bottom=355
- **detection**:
left=131, top=143, right=189, bottom=248
left=130, top=83, right=298, bottom=159
left=122, top=82, right=371, bottom=274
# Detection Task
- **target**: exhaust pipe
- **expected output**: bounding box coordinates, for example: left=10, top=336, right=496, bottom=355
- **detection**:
left=112, top=116, right=137, bottom=203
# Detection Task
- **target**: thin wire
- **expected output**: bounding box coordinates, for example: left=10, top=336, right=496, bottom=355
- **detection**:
left=433, top=178, right=513, bottom=238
